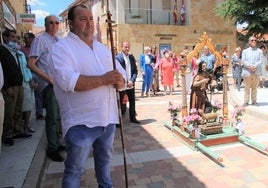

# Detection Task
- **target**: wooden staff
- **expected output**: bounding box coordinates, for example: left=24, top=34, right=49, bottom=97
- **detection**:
left=180, top=58, right=188, bottom=117
left=106, top=1, right=129, bottom=187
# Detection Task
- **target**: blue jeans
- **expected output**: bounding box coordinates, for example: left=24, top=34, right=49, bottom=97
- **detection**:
left=62, top=124, right=115, bottom=188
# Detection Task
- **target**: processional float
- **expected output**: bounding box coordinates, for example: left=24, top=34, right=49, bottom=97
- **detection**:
left=165, top=32, right=268, bottom=166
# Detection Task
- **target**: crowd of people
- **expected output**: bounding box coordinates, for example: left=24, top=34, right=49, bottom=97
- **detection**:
left=0, top=29, right=34, bottom=149
left=0, top=16, right=64, bottom=163
left=137, top=46, right=198, bottom=97
left=0, top=5, right=125, bottom=187
left=0, top=4, right=268, bottom=188
left=136, top=39, right=267, bottom=111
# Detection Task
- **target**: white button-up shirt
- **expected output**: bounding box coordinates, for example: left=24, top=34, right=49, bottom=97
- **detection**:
left=49, top=32, right=126, bottom=137
left=242, top=47, right=263, bottom=76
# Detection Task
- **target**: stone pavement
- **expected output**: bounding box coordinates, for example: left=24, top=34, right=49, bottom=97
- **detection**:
left=1, top=78, right=268, bottom=188
left=0, top=116, right=46, bottom=188
left=39, top=79, right=268, bottom=188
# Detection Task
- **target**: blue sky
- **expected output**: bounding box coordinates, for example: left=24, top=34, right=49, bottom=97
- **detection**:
left=28, top=0, right=75, bottom=26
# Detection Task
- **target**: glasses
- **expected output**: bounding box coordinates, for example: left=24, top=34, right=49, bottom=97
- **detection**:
left=251, top=39, right=257, bottom=42
left=49, top=21, right=59, bottom=25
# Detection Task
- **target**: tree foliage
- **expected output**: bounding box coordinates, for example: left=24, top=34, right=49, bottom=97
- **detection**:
left=216, top=0, right=268, bottom=40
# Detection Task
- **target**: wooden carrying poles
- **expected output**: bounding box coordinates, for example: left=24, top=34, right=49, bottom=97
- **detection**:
left=106, top=1, right=129, bottom=187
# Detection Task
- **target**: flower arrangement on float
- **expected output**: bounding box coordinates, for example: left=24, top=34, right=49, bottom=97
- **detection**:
left=211, top=99, right=223, bottom=113
left=231, top=104, right=246, bottom=135
left=182, top=108, right=202, bottom=126
left=167, top=101, right=181, bottom=126
left=232, top=104, right=245, bottom=120
left=168, top=101, right=181, bottom=117
left=182, top=108, right=202, bottom=139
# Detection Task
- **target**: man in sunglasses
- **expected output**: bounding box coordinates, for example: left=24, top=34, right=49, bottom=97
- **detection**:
left=241, top=36, right=263, bottom=106
left=28, top=15, right=64, bottom=162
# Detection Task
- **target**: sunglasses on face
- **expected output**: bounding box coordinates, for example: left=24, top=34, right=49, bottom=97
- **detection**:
left=251, top=39, right=256, bottom=42
left=49, top=21, right=59, bottom=25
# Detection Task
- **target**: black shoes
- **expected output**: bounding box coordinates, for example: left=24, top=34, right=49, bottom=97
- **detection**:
left=47, top=150, right=64, bottom=162
left=3, top=133, right=32, bottom=146
left=47, top=145, right=65, bottom=162
left=252, top=102, right=258, bottom=106
left=130, top=119, right=140, bottom=124
left=116, top=119, right=140, bottom=127
left=3, top=138, right=14, bottom=146
left=116, top=124, right=121, bottom=128
left=57, top=145, right=66, bottom=152
left=242, top=102, right=258, bottom=107
left=242, top=102, right=248, bottom=107
left=36, top=114, right=45, bottom=120
left=24, top=126, right=35, bottom=133
left=13, top=133, right=32, bottom=139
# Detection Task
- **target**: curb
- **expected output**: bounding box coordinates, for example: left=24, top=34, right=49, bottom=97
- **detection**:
left=22, top=129, right=47, bottom=188
left=229, top=90, right=267, bottom=120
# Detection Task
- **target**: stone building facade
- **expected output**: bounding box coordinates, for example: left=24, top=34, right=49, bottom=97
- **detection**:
left=59, top=0, right=236, bottom=64
left=0, top=0, right=32, bottom=43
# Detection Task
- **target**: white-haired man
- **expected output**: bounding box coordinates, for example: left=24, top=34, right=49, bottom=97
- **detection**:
left=241, top=36, right=263, bottom=106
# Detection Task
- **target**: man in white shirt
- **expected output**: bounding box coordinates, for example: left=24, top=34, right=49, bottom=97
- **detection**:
left=241, top=36, right=263, bottom=106
left=28, top=15, right=63, bottom=162
left=49, top=5, right=125, bottom=188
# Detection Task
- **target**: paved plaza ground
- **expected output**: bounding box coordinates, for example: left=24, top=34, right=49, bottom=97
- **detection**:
left=40, top=79, right=268, bottom=188
left=1, top=78, right=268, bottom=188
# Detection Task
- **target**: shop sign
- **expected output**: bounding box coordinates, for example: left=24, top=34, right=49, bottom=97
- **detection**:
left=2, top=1, right=16, bottom=29
left=17, top=13, right=36, bottom=24
left=155, top=34, right=177, bottom=40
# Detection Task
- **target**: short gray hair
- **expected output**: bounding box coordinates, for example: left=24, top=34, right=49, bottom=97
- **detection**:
left=144, top=46, right=151, bottom=51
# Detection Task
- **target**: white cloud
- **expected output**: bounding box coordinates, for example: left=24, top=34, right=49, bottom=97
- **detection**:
left=28, top=0, right=47, bottom=6
left=32, top=9, right=50, bottom=19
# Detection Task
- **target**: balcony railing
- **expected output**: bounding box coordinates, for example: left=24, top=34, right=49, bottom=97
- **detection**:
left=125, top=8, right=187, bottom=26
